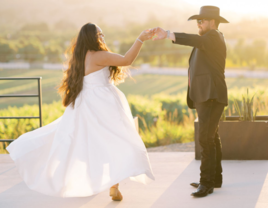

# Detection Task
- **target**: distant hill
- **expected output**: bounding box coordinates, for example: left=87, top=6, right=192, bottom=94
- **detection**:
left=0, top=0, right=195, bottom=29
left=1, top=0, right=268, bottom=39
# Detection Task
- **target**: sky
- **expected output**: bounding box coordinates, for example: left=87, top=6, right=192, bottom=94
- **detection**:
left=184, top=0, right=268, bottom=17
left=1, top=0, right=268, bottom=29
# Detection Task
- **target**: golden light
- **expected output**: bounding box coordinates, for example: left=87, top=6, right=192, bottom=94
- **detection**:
left=184, top=0, right=268, bottom=17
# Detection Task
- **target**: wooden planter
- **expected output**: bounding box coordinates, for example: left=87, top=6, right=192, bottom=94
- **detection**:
left=194, top=116, right=268, bottom=160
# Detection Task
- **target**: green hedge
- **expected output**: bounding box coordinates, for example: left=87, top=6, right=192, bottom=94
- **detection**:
left=0, top=88, right=267, bottom=153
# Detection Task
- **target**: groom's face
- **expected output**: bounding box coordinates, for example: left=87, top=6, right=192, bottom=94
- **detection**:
left=197, top=19, right=213, bottom=36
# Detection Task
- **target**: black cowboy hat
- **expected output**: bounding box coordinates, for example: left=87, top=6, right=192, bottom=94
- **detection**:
left=188, top=6, right=229, bottom=23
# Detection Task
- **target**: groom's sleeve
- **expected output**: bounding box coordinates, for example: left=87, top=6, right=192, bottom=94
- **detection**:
left=172, top=30, right=219, bottom=51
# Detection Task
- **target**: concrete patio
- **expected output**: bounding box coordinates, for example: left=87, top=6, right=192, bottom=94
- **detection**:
left=0, top=152, right=268, bottom=208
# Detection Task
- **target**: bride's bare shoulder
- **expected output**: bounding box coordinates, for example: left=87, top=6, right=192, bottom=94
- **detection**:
left=94, top=51, right=111, bottom=57
left=85, top=50, right=105, bottom=60
left=86, top=50, right=109, bottom=60
left=85, top=51, right=109, bottom=69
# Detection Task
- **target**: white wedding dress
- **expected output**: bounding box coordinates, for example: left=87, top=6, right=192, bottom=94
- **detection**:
left=6, top=66, right=155, bottom=197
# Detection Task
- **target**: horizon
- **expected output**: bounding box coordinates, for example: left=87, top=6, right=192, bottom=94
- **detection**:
left=0, top=0, right=267, bottom=30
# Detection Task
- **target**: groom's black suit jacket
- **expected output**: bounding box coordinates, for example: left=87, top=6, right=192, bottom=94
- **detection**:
left=172, top=29, right=228, bottom=109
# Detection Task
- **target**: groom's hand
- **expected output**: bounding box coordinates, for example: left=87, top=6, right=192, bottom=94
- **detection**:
left=152, top=27, right=167, bottom=41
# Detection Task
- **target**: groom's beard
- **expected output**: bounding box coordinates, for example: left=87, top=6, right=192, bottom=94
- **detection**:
left=198, top=27, right=210, bottom=36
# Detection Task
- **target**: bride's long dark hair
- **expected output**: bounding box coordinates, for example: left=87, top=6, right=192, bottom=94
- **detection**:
left=58, top=23, right=129, bottom=107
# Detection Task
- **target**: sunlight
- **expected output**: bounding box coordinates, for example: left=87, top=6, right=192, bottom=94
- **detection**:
left=184, top=0, right=268, bottom=16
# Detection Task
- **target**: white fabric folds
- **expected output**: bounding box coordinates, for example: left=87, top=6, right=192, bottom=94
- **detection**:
left=6, top=66, right=155, bottom=197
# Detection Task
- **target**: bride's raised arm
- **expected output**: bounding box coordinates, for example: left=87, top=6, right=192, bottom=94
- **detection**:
left=94, top=29, right=154, bottom=66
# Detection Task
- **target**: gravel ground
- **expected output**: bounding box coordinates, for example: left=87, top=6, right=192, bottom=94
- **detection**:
left=146, top=142, right=195, bottom=152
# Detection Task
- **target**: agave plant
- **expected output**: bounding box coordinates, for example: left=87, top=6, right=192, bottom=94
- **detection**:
left=233, top=88, right=258, bottom=121
left=220, top=107, right=226, bottom=121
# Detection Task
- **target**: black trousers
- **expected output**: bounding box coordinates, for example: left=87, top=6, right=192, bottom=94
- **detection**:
left=195, top=99, right=225, bottom=187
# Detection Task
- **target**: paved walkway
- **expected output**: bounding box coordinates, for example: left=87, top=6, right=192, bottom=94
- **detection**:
left=1, top=152, right=268, bottom=208
left=147, top=142, right=195, bottom=152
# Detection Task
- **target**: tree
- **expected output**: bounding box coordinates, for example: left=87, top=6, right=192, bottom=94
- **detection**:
left=18, top=40, right=45, bottom=62
left=45, top=43, right=63, bottom=63
left=251, top=39, right=266, bottom=66
left=233, top=38, right=246, bottom=66
left=0, top=41, right=16, bottom=62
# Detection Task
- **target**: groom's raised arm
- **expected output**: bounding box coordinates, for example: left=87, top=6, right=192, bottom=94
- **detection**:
left=152, top=27, right=219, bottom=51
left=172, top=30, right=219, bottom=51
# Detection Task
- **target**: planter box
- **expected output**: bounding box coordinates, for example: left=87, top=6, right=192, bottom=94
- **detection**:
left=194, top=116, right=268, bottom=160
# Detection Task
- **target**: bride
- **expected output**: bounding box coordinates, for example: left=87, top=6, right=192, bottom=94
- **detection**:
left=6, top=23, right=155, bottom=201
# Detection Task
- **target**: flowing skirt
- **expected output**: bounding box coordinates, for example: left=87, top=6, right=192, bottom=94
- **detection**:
left=6, top=84, right=155, bottom=197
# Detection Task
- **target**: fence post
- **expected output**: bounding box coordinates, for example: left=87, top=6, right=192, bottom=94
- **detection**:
left=37, top=78, right=43, bottom=127
left=0, top=77, right=42, bottom=142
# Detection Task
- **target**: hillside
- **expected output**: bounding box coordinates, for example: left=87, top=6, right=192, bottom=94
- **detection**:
left=0, top=0, right=195, bottom=29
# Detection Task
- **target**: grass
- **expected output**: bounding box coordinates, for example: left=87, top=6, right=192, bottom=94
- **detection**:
left=139, top=109, right=195, bottom=148
left=1, top=69, right=268, bottom=109
left=0, top=69, right=62, bottom=109
left=119, top=74, right=268, bottom=97
left=1, top=69, right=268, bottom=153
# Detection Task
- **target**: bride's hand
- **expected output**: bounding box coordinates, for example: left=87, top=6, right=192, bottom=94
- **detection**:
left=138, top=29, right=154, bottom=42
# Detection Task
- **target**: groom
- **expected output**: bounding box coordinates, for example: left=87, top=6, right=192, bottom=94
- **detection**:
left=151, top=6, right=229, bottom=197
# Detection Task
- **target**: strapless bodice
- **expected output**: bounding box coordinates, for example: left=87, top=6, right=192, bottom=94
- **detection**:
left=74, top=66, right=115, bottom=108
left=83, top=66, right=114, bottom=89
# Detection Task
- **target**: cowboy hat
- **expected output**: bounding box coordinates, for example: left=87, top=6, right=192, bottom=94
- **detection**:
left=188, top=6, right=229, bottom=23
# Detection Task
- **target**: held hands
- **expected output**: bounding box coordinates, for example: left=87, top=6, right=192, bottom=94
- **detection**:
left=151, top=27, right=167, bottom=41
left=138, top=29, right=155, bottom=42
left=138, top=27, right=168, bottom=42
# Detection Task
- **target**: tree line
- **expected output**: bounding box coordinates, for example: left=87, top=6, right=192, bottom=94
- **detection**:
left=0, top=21, right=267, bottom=69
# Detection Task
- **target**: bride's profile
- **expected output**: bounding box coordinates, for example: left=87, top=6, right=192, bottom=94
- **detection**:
left=6, top=22, right=155, bottom=201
